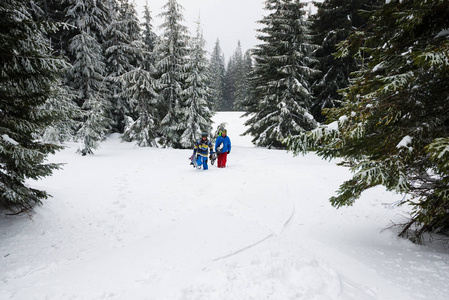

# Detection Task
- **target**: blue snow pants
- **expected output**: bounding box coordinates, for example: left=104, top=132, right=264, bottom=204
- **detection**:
left=196, top=155, right=209, bottom=170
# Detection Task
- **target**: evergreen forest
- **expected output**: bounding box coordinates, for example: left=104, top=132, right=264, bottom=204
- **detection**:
left=1, top=0, right=448, bottom=242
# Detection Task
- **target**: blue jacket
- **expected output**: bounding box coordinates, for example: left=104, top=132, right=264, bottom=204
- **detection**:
left=194, top=138, right=213, bottom=157
left=215, top=135, right=231, bottom=154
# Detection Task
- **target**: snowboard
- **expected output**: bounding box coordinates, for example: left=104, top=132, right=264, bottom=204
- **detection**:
left=189, top=154, right=201, bottom=169
left=210, top=152, right=217, bottom=165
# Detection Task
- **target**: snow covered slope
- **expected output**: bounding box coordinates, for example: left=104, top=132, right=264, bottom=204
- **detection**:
left=1, top=112, right=449, bottom=299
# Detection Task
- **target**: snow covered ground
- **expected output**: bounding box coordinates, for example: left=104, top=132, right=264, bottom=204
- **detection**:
left=1, top=112, right=449, bottom=299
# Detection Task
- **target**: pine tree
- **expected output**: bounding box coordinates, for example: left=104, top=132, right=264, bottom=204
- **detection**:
left=27, top=0, right=81, bottom=143
left=241, top=50, right=259, bottom=117
left=223, top=42, right=248, bottom=111
left=119, top=57, right=158, bottom=147
left=30, top=0, right=72, bottom=57
left=287, top=0, right=449, bottom=242
left=0, top=0, right=68, bottom=212
left=231, top=41, right=246, bottom=111
left=209, top=39, right=226, bottom=111
left=65, top=0, right=112, bottom=155
left=104, top=0, right=142, bottom=132
left=142, top=1, right=158, bottom=55
left=38, top=83, right=82, bottom=143
left=234, top=48, right=253, bottom=111
left=179, top=19, right=214, bottom=148
left=154, top=0, right=190, bottom=148
left=75, top=89, right=112, bottom=156
left=223, top=54, right=236, bottom=111
left=118, top=1, right=159, bottom=147
left=243, top=0, right=319, bottom=148
left=310, top=0, right=382, bottom=123
left=241, top=49, right=255, bottom=109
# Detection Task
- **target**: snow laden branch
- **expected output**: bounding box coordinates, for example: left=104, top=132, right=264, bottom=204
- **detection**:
left=426, top=138, right=449, bottom=174
left=285, top=117, right=345, bottom=160
left=415, top=41, right=449, bottom=68
left=380, top=71, right=414, bottom=93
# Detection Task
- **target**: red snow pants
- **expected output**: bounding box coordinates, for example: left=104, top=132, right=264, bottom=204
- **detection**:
left=217, top=152, right=228, bottom=168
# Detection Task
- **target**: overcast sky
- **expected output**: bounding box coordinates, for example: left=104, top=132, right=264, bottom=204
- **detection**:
left=133, top=1, right=318, bottom=62
left=133, top=0, right=266, bottom=61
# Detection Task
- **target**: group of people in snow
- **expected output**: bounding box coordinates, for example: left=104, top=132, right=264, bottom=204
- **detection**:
left=191, top=129, right=231, bottom=170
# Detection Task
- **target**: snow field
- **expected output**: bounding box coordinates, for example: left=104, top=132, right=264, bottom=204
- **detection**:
left=1, top=112, right=449, bottom=299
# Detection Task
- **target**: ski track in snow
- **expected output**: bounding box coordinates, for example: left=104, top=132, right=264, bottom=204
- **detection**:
left=1, top=112, right=449, bottom=299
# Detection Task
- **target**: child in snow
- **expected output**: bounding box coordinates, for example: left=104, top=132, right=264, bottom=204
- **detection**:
left=192, top=132, right=214, bottom=170
left=215, top=129, right=231, bottom=168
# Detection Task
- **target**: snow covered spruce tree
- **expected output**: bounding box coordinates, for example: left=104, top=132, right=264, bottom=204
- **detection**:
left=223, top=42, right=241, bottom=111
left=243, top=0, right=319, bottom=148
left=309, top=0, right=380, bottom=122
left=27, top=1, right=82, bottom=143
left=208, top=39, right=226, bottom=111
left=0, top=0, right=68, bottom=212
left=65, top=0, right=113, bottom=155
left=179, top=20, right=214, bottom=148
left=29, top=0, right=72, bottom=57
left=228, top=41, right=247, bottom=111
left=118, top=2, right=159, bottom=147
left=287, top=0, right=449, bottom=243
left=104, top=0, right=142, bottom=132
left=154, top=0, right=191, bottom=148
left=142, top=1, right=158, bottom=56
left=235, top=49, right=255, bottom=111
left=38, top=84, right=81, bottom=144
left=118, top=55, right=159, bottom=147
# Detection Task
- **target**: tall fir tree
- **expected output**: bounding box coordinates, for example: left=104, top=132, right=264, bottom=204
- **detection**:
left=223, top=42, right=248, bottom=111
left=287, top=0, right=449, bottom=242
left=310, top=0, right=382, bottom=123
left=142, top=1, right=158, bottom=56
left=241, top=49, right=255, bottom=110
left=0, top=0, right=68, bottom=211
left=241, top=50, right=258, bottom=116
left=65, top=0, right=113, bottom=155
left=119, top=42, right=159, bottom=147
left=30, top=0, right=72, bottom=57
left=38, top=83, right=82, bottom=144
left=209, top=39, right=226, bottom=111
left=27, top=0, right=81, bottom=143
left=243, top=0, right=319, bottom=148
left=104, top=0, right=143, bottom=132
left=117, top=0, right=159, bottom=147
left=234, top=47, right=253, bottom=111
left=223, top=53, right=237, bottom=111
left=230, top=41, right=246, bottom=111
left=154, top=0, right=191, bottom=148
left=179, top=19, right=214, bottom=148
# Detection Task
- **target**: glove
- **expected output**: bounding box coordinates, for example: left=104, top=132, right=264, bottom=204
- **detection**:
left=227, top=151, right=230, bottom=154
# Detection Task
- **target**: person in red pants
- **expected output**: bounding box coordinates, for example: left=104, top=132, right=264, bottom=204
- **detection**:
left=215, top=129, right=231, bottom=168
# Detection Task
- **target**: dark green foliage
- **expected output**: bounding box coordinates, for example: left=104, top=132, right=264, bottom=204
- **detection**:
left=0, top=0, right=67, bottom=212
left=244, top=0, right=319, bottom=148
left=310, top=0, right=380, bottom=122
left=287, top=0, right=449, bottom=242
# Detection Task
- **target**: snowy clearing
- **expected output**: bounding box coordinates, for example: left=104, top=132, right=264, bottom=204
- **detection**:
left=1, top=112, right=449, bottom=299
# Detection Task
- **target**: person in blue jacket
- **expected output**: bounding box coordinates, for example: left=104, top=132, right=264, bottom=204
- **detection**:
left=192, top=132, right=214, bottom=170
left=215, top=129, right=231, bottom=168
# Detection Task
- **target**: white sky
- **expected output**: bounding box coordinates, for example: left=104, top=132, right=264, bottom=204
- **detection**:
left=133, top=0, right=318, bottom=62
left=133, top=0, right=266, bottom=61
